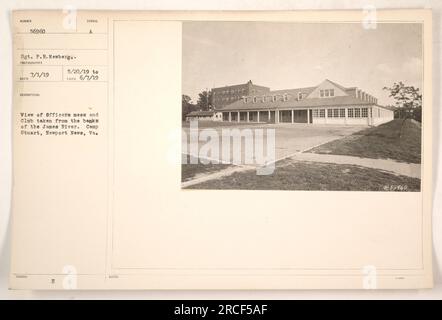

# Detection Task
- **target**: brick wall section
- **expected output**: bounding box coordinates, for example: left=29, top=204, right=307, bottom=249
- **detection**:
left=212, top=80, right=270, bottom=109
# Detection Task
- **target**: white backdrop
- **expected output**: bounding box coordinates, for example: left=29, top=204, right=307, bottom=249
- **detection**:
left=0, top=0, right=441, bottom=299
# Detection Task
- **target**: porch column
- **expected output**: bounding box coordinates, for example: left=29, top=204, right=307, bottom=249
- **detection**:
left=257, top=111, right=260, bottom=123
left=247, top=111, right=250, bottom=122
left=325, top=108, right=328, bottom=124
left=369, top=107, right=372, bottom=125
left=344, top=108, right=348, bottom=125
left=307, top=109, right=310, bottom=124
left=237, top=111, right=240, bottom=122
left=276, top=110, right=279, bottom=123
left=229, top=112, right=232, bottom=122
left=268, top=110, right=271, bottom=123
left=291, top=110, right=294, bottom=123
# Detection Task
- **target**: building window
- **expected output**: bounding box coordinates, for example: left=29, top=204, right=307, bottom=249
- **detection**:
left=253, top=97, right=257, bottom=103
left=320, top=89, right=334, bottom=98
left=319, top=109, right=325, bottom=118
left=283, top=93, right=288, bottom=101
left=272, top=95, right=276, bottom=102
left=340, top=108, right=345, bottom=117
left=327, top=109, right=333, bottom=117
left=262, top=96, right=266, bottom=102
left=312, top=109, right=319, bottom=117
left=298, top=92, right=303, bottom=100
left=333, top=108, right=339, bottom=117
left=355, top=108, right=361, bottom=118
left=348, top=108, right=354, bottom=118
left=361, top=108, right=368, bottom=118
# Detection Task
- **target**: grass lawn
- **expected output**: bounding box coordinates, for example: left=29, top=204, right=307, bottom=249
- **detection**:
left=181, top=154, right=231, bottom=182
left=308, top=119, right=421, bottom=163
left=185, top=159, right=421, bottom=191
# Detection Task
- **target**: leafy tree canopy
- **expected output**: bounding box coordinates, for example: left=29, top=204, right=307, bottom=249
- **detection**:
left=196, top=90, right=213, bottom=111
left=383, top=82, right=421, bottom=109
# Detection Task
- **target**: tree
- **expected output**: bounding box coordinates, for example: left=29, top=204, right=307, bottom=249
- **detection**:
left=383, top=82, right=422, bottom=122
left=182, top=94, right=196, bottom=121
left=196, top=90, right=213, bottom=111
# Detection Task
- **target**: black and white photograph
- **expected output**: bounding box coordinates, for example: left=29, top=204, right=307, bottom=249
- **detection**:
left=181, top=22, right=423, bottom=191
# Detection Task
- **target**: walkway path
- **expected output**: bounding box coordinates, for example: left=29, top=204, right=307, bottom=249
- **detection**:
left=181, top=164, right=254, bottom=188
left=289, top=152, right=421, bottom=179
left=182, top=152, right=421, bottom=188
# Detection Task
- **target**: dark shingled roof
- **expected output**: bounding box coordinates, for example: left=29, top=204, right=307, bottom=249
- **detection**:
left=186, top=110, right=216, bottom=117
left=219, top=95, right=373, bottom=112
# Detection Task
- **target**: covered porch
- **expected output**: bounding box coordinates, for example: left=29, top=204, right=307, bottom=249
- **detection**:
left=222, top=109, right=312, bottom=124
left=222, top=110, right=277, bottom=123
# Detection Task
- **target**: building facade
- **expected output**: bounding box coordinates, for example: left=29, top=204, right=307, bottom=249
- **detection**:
left=212, top=80, right=270, bottom=109
left=218, top=79, right=394, bottom=126
left=185, top=110, right=222, bottom=122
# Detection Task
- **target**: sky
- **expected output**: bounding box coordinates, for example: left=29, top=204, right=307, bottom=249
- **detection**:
left=182, top=22, right=423, bottom=106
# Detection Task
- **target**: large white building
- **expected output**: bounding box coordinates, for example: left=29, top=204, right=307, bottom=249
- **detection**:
left=217, top=79, right=394, bottom=126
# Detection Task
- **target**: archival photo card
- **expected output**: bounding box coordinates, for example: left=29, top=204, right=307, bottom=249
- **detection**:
left=10, top=10, right=432, bottom=290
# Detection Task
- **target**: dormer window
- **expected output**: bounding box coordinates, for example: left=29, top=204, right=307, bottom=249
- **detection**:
left=298, top=92, right=303, bottom=100
left=262, top=95, right=266, bottom=102
left=320, top=89, right=334, bottom=98
left=283, top=93, right=288, bottom=101
left=272, top=95, right=276, bottom=102
left=243, top=97, right=248, bottom=103
left=253, top=97, right=257, bottom=103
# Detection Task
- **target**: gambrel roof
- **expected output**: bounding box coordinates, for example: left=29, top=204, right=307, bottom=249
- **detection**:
left=217, top=79, right=381, bottom=111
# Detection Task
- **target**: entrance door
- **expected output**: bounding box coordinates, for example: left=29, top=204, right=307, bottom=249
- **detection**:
left=293, top=110, right=308, bottom=123
left=269, top=111, right=275, bottom=123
